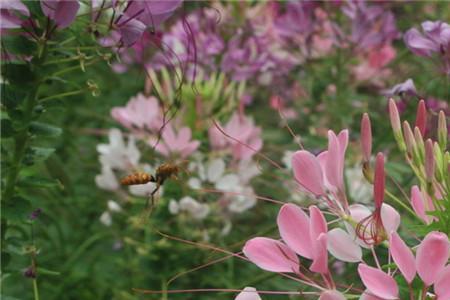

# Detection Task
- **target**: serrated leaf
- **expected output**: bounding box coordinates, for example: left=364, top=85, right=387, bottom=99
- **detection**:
left=2, top=196, right=31, bottom=222
left=24, top=147, right=56, bottom=165
left=29, top=122, right=62, bottom=137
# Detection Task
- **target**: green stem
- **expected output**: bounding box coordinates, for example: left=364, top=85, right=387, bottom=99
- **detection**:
left=385, top=190, right=420, bottom=220
left=33, top=278, right=40, bottom=300
left=2, top=85, right=40, bottom=202
left=50, top=58, right=100, bottom=77
left=38, top=90, right=84, bottom=103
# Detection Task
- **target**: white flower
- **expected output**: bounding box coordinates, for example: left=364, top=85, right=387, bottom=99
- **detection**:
left=235, top=287, right=261, bottom=300
left=128, top=182, right=160, bottom=197
left=346, top=166, right=372, bottom=204
left=168, top=199, right=179, bottom=214
left=237, top=159, right=260, bottom=183
left=95, top=165, right=119, bottom=191
left=97, top=128, right=140, bottom=171
left=227, top=186, right=257, bottom=213
left=99, top=211, right=112, bottom=226
left=178, top=196, right=210, bottom=220
left=107, top=200, right=122, bottom=212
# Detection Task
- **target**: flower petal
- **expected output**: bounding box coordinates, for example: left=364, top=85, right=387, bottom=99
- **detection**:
left=235, top=287, right=261, bottom=300
left=327, top=228, right=362, bottom=262
left=434, top=265, right=450, bottom=300
left=291, top=151, right=325, bottom=196
left=410, top=185, right=429, bottom=224
left=277, top=203, right=313, bottom=259
left=416, top=231, right=450, bottom=285
left=357, top=264, right=398, bottom=300
left=389, top=232, right=416, bottom=283
left=243, top=237, right=299, bottom=273
left=380, top=203, right=400, bottom=233
left=310, top=233, right=328, bottom=274
left=319, top=290, right=346, bottom=300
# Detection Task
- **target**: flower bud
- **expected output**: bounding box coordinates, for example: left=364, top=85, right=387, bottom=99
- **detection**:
left=414, top=127, right=425, bottom=163
left=425, top=139, right=435, bottom=182
left=415, top=100, right=427, bottom=137
left=438, top=110, right=447, bottom=150
left=389, top=99, right=405, bottom=152
left=361, top=113, right=372, bottom=163
left=402, top=121, right=416, bottom=157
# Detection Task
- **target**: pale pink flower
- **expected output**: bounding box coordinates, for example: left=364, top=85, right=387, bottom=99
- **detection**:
left=416, top=231, right=450, bottom=286
left=242, top=237, right=299, bottom=273
left=410, top=185, right=435, bottom=224
left=357, top=264, right=398, bottom=300
left=0, top=0, right=29, bottom=29
left=209, top=113, right=263, bottom=160
left=234, top=287, right=261, bottom=300
left=389, top=232, right=416, bottom=283
left=151, top=123, right=200, bottom=158
left=111, top=93, right=162, bottom=132
left=319, top=290, right=346, bottom=300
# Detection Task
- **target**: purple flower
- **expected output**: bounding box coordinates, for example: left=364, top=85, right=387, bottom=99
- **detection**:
left=382, top=79, right=417, bottom=97
left=343, top=1, right=399, bottom=50
left=404, top=21, right=450, bottom=75
left=124, top=0, right=182, bottom=29
left=23, top=266, right=36, bottom=278
left=0, top=0, right=29, bottom=29
left=29, top=208, right=42, bottom=220
left=41, top=0, right=80, bottom=29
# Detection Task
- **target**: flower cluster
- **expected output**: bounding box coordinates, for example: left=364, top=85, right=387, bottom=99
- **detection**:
left=239, top=100, right=449, bottom=299
left=96, top=92, right=264, bottom=235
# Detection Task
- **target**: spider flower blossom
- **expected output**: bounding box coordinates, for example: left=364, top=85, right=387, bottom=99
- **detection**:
left=359, top=231, right=450, bottom=299
left=41, top=0, right=80, bottom=29
left=209, top=113, right=263, bottom=161
left=111, top=93, right=163, bottom=132
left=150, top=123, right=200, bottom=159
left=291, top=129, right=348, bottom=209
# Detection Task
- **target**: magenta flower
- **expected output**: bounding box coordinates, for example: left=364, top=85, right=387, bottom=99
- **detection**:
left=41, top=0, right=80, bottom=29
left=111, top=93, right=162, bottom=132
left=151, top=123, right=199, bottom=159
left=360, top=113, right=372, bottom=163
left=0, top=0, right=29, bottom=29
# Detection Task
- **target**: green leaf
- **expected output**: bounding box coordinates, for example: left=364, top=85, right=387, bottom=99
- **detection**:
left=37, top=267, right=61, bottom=276
left=2, top=196, right=31, bottom=222
left=23, top=147, right=56, bottom=165
left=30, top=122, right=63, bottom=137
left=2, top=35, right=36, bottom=55
left=1, top=251, right=11, bottom=268
left=1, top=119, right=15, bottom=138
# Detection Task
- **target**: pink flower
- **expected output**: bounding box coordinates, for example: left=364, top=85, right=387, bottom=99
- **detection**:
left=111, top=93, right=162, bottom=132
left=41, top=0, right=80, bottom=29
left=291, top=129, right=348, bottom=200
left=410, top=185, right=435, bottom=224
left=389, top=232, right=416, bottom=283
left=209, top=113, right=263, bottom=161
left=151, top=123, right=200, bottom=158
left=234, top=287, right=261, bottom=300
left=416, top=231, right=450, bottom=286
left=242, top=237, right=299, bottom=273
left=357, top=264, right=398, bottom=300
left=319, top=290, right=346, bottom=300
left=415, top=100, right=427, bottom=137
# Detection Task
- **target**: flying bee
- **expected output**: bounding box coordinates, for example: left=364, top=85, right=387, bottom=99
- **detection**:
left=120, top=172, right=155, bottom=186
left=120, top=162, right=187, bottom=217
